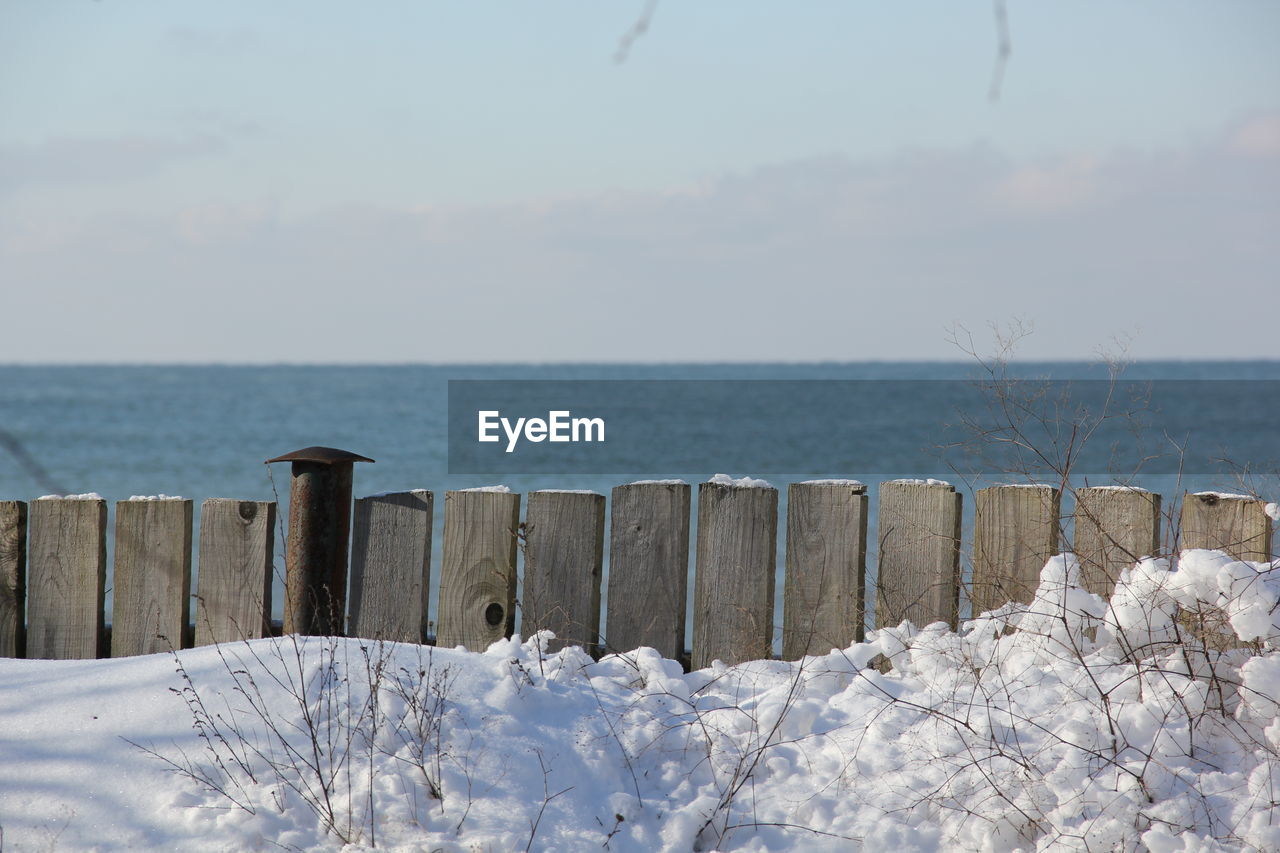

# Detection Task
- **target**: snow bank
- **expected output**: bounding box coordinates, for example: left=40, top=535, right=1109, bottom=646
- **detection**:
left=1099, top=549, right=1280, bottom=648
left=1, top=550, right=1278, bottom=852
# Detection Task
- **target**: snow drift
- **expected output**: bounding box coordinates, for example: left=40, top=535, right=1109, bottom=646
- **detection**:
left=1, top=549, right=1278, bottom=852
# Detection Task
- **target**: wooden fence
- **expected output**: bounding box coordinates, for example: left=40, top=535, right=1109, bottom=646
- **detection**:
left=0, top=483, right=1273, bottom=664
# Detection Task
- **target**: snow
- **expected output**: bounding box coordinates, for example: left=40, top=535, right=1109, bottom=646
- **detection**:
left=127, top=494, right=184, bottom=501
left=708, top=473, right=773, bottom=489
left=364, top=489, right=432, bottom=498
left=1088, top=484, right=1150, bottom=492
left=1268, top=503, right=1280, bottom=522
left=888, top=478, right=951, bottom=486
left=2, top=550, right=1279, bottom=852
left=1192, top=491, right=1257, bottom=501
left=798, top=479, right=865, bottom=487
left=1098, top=549, right=1280, bottom=647
left=456, top=485, right=511, bottom=493
left=532, top=489, right=601, bottom=495
left=626, top=479, right=687, bottom=486
left=35, top=492, right=103, bottom=500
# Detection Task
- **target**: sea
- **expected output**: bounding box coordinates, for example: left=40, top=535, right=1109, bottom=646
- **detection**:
left=2, top=362, right=1277, bottom=636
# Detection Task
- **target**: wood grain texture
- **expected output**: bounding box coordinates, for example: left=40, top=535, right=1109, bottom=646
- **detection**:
left=1073, top=487, right=1161, bottom=597
left=112, top=498, right=193, bottom=656
left=522, top=491, right=605, bottom=654
left=1181, top=492, right=1272, bottom=561
left=0, top=501, right=28, bottom=658
left=27, top=498, right=107, bottom=659
left=692, top=482, right=778, bottom=669
left=875, top=481, right=962, bottom=630
left=349, top=491, right=433, bottom=643
left=194, top=499, right=275, bottom=647
left=605, top=482, right=690, bottom=660
left=971, top=485, right=1061, bottom=615
left=437, top=491, right=520, bottom=651
left=782, top=482, right=867, bottom=659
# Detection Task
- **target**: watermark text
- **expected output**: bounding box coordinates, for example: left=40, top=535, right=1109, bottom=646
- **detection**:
left=477, top=410, right=605, bottom=453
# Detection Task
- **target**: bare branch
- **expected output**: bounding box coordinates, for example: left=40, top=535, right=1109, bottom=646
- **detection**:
left=615, top=0, right=659, bottom=64
left=988, top=0, right=1013, bottom=101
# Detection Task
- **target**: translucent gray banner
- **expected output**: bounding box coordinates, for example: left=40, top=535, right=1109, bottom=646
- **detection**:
left=447, top=379, right=1279, bottom=476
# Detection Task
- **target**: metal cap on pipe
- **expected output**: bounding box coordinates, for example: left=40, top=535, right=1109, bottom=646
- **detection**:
left=265, top=446, right=375, bottom=465
left=265, top=445, right=372, bottom=636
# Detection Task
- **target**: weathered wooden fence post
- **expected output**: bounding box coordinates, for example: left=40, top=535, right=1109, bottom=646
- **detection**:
left=1073, top=487, right=1161, bottom=597
left=194, top=499, right=275, bottom=646
left=28, top=496, right=107, bottom=659
left=875, top=480, right=963, bottom=629
left=693, top=477, right=778, bottom=669
left=349, top=490, right=433, bottom=643
left=1181, top=492, right=1272, bottom=561
left=522, top=490, right=605, bottom=654
left=0, top=500, right=27, bottom=658
left=972, top=485, right=1061, bottom=615
left=267, top=446, right=373, bottom=636
left=605, top=481, right=691, bottom=660
left=437, top=489, right=520, bottom=651
left=783, top=480, right=867, bottom=659
left=112, top=497, right=192, bottom=656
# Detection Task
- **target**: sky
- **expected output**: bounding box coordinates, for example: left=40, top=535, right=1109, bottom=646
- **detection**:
left=1, top=0, right=1277, bottom=363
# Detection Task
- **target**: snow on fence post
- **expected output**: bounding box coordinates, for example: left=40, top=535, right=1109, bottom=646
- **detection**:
left=27, top=496, right=106, bottom=659
left=522, top=490, right=605, bottom=654
left=1073, top=487, right=1161, bottom=598
left=971, top=485, right=1061, bottom=616
left=0, top=500, right=27, bottom=658
left=782, top=480, right=867, bottom=659
left=194, top=499, right=275, bottom=647
left=111, top=498, right=192, bottom=657
left=349, top=491, right=433, bottom=644
left=1180, top=492, right=1272, bottom=561
left=604, top=481, right=690, bottom=661
left=437, top=489, right=520, bottom=652
left=874, top=480, right=962, bottom=630
left=692, top=477, right=778, bottom=669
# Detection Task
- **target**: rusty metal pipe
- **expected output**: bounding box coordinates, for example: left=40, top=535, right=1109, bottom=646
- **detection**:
left=266, top=446, right=373, bottom=636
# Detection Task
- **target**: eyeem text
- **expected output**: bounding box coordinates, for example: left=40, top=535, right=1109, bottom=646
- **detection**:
left=477, top=410, right=606, bottom=453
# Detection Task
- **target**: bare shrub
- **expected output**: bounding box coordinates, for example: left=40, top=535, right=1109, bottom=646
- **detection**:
left=131, top=634, right=457, bottom=848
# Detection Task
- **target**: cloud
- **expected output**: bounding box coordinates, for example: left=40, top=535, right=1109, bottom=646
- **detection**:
left=1228, top=113, right=1280, bottom=158
left=174, top=201, right=278, bottom=247
left=0, top=134, right=227, bottom=195
left=1, top=122, right=1276, bottom=362
left=994, top=156, right=1103, bottom=213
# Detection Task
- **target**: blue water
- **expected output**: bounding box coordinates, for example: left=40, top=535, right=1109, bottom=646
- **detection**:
left=2, top=363, right=1277, bottom=639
